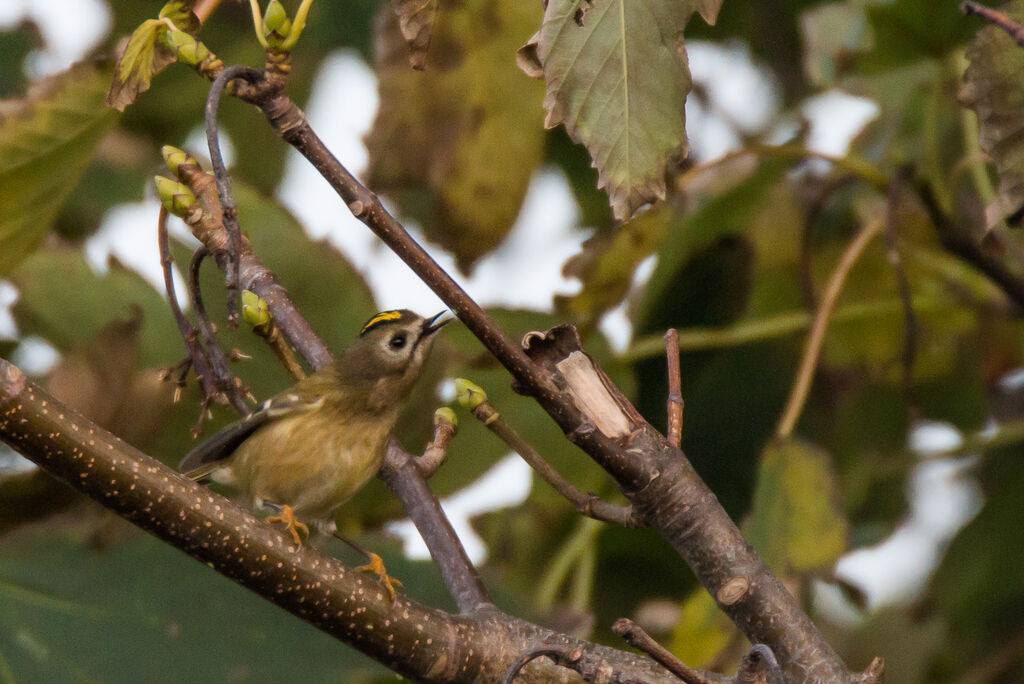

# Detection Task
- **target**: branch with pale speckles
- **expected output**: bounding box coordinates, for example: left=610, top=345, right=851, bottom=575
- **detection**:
left=0, top=357, right=694, bottom=683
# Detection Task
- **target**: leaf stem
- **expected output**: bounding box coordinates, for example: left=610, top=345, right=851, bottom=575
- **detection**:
left=776, top=218, right=884, bottom=439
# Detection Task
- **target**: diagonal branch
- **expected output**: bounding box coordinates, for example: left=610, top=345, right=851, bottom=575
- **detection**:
left=232, top=83, right=868, bottom=682
left=0, top=357, right=686, bottom=684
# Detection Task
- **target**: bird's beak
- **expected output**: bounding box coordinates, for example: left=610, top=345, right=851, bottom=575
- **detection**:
left=422, top=310, right=452, bottom=336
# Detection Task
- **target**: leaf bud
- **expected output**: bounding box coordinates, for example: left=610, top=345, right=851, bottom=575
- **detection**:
left=263, top=0, right=292, bottom=45
left=241, top=290, right=271, bottom=329
left=164, top=28, right=211, bottom=66
left=154, top=175, right=196, bottom=217
left=434, top=406, right=458, bottom=429
left=454, top=378, right=488, bottom=411
left=160, top=145, right=197, bottom=176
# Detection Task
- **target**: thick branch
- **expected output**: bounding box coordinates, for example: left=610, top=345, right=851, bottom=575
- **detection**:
left=0, top=358, right=687, bottom=684
left=521, top=327, right=857, bottom=683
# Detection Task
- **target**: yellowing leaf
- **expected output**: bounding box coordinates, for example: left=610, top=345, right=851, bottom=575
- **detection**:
left=745, top=438, right=848, bottom=574
left=0, top=61, right=118, bottom=275
left=668, top=587, right=737, bottom=669
left=556, top=205, right=670, bottom=321
left=367, top=1, right=545, bottom=271
left=959, top=0, right=1024, bottom=226
left=519, top=0, right=722, bottom=220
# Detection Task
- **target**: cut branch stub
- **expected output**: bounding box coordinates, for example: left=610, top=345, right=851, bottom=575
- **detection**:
left=522, top=324, right=645, bottom=442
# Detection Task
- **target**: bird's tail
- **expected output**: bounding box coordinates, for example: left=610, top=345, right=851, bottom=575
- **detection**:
left=183, top=461, right=223, bottom=482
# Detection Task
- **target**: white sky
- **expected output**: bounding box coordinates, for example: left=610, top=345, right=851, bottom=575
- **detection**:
left=0, top=2, right=984, bottom=594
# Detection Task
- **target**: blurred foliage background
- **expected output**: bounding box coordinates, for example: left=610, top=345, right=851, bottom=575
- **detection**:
left=2, top=0, right=1024, bottom=681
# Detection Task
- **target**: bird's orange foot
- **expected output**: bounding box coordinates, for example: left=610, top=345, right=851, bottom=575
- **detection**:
left=266, top=505, right=309, bottom=546
left=356, top=552, right=403, bottom=602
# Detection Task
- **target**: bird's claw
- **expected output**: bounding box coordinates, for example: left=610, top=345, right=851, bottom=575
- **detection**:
left=266, top=504, right=309, bottom=546
left=356, top=552, right=403, bottom=602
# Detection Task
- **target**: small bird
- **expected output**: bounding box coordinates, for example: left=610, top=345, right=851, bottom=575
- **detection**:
left=180, top=309, right=449, bottom=597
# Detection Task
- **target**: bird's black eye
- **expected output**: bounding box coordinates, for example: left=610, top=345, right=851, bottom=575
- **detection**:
left=389, top=333, right=407, bottom=350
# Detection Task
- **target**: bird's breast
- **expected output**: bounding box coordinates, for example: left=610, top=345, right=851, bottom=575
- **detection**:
left=229, top=408, right=397, bottom=521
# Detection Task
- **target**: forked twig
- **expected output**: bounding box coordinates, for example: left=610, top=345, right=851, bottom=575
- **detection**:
left=187, top=245, right=253, bottom=414
left=157, top=207, right=222, bottom=430
left=204, top=65, right=263, bottom=328
left=462, top=386, right=641, bottom=528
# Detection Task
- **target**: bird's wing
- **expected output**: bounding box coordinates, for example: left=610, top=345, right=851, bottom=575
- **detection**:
left=179, top=393, right=326, bottom=478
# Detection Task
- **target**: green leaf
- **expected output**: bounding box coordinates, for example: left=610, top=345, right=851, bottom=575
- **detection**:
left=0, top=531, right=392, bottom=682
left=858, top=0, right=974, bottom=72
left=929, top=449, right=1024, bottom=674
left=367, top=1, right=545, bottom=271
left=107, top=3, right=199, bottom=111
left=633, top=155, right=791, bottom=327
left=106, top=20, right=175, bottom=112
left=518, top=0, right=722, bottom=220
left=9, top=250, right=178, bottom=369
left=959, top=0, right=1024, bottom=226
left=0, top=61, right=118, bottom=275
left=745, top=438, right=848, bottom=573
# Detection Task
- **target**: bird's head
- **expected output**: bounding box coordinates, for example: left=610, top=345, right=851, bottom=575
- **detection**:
left=338, top=310, right=450, bottom=406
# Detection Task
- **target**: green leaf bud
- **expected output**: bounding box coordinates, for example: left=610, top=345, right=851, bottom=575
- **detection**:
left=434, top=407, right=458, bottom=429
left=154, top=176, right=196, bottom=217
left=454, top=378, right=487, bottom=411
left=263, top=0, right=292, bottom=45
left=241, top=290, right=271, bottom=328
left=160, top=145, right=195, bottom=176
left=164, top=28, right=210, bottom=66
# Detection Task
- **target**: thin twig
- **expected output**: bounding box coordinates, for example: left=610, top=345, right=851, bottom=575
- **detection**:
left=664, top=329, right=683, bottom=447
left=204, top=65, right=263, bottom=328
left=612, top=618, right=713, bottom=684
left=884, top=167, right=918, bottom=388
left=157, top=206, right=222, bottom=430
left=776, top=218, right=884, bottom=439
left=379, top=442, right=493, bottom=614
left=961, top=1, right=1024, bottom=46
left=418, top=410, right=457, bottom=477
left=469, top=400, right=642, bottom=528
left=187, top=246, right=253, bottom=414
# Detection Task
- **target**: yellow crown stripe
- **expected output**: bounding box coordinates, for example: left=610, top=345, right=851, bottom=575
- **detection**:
left=361, top=310, right=403, bottom=334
